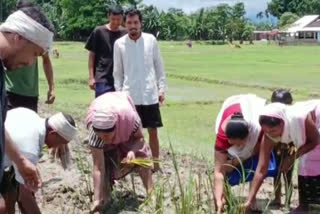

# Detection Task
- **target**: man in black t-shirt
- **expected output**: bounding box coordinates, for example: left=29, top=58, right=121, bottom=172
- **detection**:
left=85, top=6, right=126, bottom=97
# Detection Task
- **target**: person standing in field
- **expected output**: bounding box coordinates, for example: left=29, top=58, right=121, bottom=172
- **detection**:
left=0, top=4, right=54, bottom=212
left=85, top=6, right=126, bottom=97
left=113, top=9, right=167, bottom=172
left=5, top=0, right=55, bottom=112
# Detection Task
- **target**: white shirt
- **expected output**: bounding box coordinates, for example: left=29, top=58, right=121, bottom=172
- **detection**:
left=4, top=108, right=46, bottom=184
left=113, top=32, right=166, bottom=105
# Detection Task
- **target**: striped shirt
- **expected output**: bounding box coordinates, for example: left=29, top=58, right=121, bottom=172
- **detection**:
left=89, top=119, right=141, bottom=149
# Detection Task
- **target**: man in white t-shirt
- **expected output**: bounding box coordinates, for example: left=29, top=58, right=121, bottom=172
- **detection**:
left=0, top=107, right=77, bottom=214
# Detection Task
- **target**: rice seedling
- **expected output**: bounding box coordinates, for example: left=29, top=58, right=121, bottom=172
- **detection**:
left=74, top=147, right=93, bottom=201
left=123, top=158, right=159, bottom=168
left=154, top=183, right=165, bottom=214
left=168, top=140, right=213, bottom=214
left=73, top=137, right=93, bottom=211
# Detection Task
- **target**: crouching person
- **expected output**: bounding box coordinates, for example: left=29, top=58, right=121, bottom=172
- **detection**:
left=0, top=107, right=77, bottom=214
left=86, top=92, right=153, bottom=213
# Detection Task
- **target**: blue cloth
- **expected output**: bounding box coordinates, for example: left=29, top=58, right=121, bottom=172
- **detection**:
left=227, top=152, right=278, bottom=186
left=0, top=61, right=7, bottom=184
left=95, top=82, right=115, bottom=97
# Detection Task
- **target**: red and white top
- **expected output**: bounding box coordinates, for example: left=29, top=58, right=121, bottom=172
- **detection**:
left=215, top=103, right=241, bottom=151
left=215, top=94, right=266, bottom=160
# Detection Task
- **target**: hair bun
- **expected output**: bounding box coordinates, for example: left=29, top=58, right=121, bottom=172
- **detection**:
left=231, top=112, right=244, bottom=120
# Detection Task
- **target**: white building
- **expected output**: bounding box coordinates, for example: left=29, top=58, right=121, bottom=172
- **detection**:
left=281, top=15, right=320, bottom=44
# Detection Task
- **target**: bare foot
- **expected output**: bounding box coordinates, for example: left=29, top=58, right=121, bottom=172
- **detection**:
left=90, top=198, right=112, bottom=214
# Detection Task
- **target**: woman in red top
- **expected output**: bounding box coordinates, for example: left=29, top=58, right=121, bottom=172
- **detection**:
left=214, top=94, right=266, bottom=213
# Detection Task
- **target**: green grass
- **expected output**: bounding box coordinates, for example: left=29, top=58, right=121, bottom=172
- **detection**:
left=38, top=41, right=318, bottom=161
left=162, top=42, right=320, bottom=94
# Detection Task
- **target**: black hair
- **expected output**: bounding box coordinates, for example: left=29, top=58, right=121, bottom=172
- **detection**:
left=109, top=6, right=123, bottom=16
left=93, top=125, right=116, bottom=133
left=271, top=89, right=293, bottom=105
left=19, top=5, right=55, bottom=33
left=124, top=8, right=142, bottom=22
left=45, top=118, right=52, bottom=132
left=225, top=112, right=249, bottom=140
left=16, top=0, right=34, bottom=9
left=62, top=113, right=76, bottom=127
left=259, top=115, right=282, bottom=127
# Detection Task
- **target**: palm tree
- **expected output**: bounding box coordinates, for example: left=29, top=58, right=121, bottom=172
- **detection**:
left=256, top=11, right=264, bottom=19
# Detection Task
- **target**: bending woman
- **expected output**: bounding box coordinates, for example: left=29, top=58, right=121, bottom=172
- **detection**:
left=86, top=92, right=153, bottom=213
left=245, top=100, right=320, bottom=212
left=214, top=94, right=270, bottom=213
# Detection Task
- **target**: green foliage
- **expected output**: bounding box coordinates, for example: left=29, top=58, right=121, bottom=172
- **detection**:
left=279, top=12, right=299, bottom=29
left=242, top=23, right=256, bottom=42
left=3, top=0, right=320, bottom=41
left=1, top=0, right=255, bottom=42
left=58, top=0, right=109, bottom=40
left=267, top=0, right=320, bottom=19
left=0, top=0, right=18, bottom=22
left=255, top=21, right=277, bottom=31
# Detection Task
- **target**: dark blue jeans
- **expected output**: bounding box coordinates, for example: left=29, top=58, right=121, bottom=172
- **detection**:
left=95, top=82, right=115, bottom=97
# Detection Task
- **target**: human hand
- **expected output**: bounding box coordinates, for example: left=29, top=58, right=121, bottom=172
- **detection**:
left=127, top=151, right=135, bottom=162
left=89, top=78, right=96, bottom=90
left=159, top=92, right=165, bottom=105
left=281, top=156, right=295, bottom=172
left=17, top=158, right=42, bottom=191
left=46, top=89, right=55, bottom=104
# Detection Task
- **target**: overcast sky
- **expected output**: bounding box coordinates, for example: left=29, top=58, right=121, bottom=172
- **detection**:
left=143, top=0, right=271, bottom=17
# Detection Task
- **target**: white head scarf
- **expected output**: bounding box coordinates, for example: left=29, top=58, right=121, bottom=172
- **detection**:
left=260, top=101, right=320, bottom=147
left=215, top=94, right=266, bottom=160
left=48, top=113, right=77, bottom=142
left=260, top=103, right=288, bottom=143
left=0, top=10, right=53, bottom=51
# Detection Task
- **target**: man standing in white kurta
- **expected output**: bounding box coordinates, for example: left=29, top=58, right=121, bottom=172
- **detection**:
left=113, top=9, right=166, bottom=172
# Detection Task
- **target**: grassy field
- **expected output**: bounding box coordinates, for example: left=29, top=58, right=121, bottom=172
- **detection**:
left=38, top=41, right=319, bottom=161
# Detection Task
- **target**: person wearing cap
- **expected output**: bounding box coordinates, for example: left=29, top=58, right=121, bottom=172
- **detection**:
left=0, top=3, right=54, bottom=201
left=6, top=0, right=55, bottom=112
left=86, top=92, right=153, bottom=213
left=0, top=107, right=77, bottom=213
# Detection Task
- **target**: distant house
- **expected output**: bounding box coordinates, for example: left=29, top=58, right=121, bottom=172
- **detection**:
left=253, top=30, right=279, bottom=41
left=280, top=15, right=320, bottom=44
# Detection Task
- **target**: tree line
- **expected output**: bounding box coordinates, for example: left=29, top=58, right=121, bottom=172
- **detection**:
left=1, top=0, right=320, bottom=41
